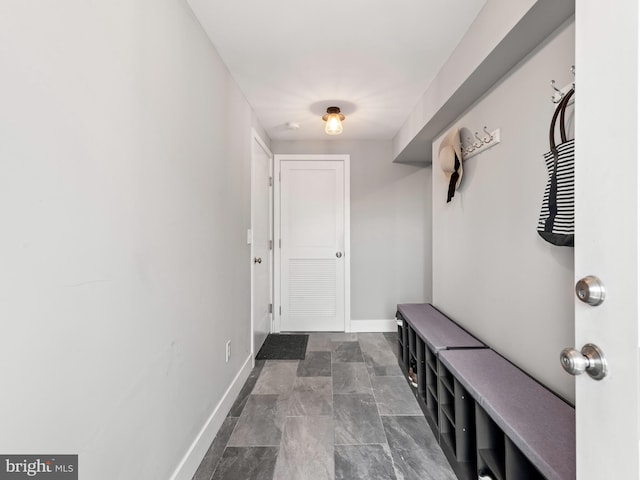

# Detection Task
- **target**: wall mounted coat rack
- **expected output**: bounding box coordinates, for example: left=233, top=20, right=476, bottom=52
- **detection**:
left=461, top=126, right=501, bottom=161
left=551, top=65, right=575, bottom=103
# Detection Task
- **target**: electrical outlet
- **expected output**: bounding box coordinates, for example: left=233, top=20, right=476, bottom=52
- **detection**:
left=225, top=340, right=231, bottom=363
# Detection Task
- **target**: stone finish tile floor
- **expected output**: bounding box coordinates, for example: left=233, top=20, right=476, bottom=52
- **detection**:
left=193, top=332, right=456, bottom=480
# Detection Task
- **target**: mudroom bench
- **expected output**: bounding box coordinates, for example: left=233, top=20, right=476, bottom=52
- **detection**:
left=396, top=303, right=576, bottom=480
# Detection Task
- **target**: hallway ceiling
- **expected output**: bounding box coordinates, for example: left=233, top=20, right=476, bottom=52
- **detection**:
left=187, top=0, right=486, bottom=141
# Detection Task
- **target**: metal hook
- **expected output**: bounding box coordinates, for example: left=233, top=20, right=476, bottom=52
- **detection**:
left=482, top=126, right=493, bottom=143
left=551, top=79, right=565, bottom=103
left=474, top=132, right=484, bottom=148
left=466, top=136, right=476, bottom=152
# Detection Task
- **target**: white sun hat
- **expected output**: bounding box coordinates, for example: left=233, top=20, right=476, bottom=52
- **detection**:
left=439, top=128, right=463, bottom=203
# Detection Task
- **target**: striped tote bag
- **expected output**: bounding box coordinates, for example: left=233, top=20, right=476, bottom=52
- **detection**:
left=537, top=88, right=575, bottom=247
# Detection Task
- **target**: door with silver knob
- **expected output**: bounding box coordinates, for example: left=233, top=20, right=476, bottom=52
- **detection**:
left=575, top=4, right=640, bottom=477
left=277, top=156, right=348, bottom=332
left=251, top=132, right=273, bottom=359
left=560, top=344, right=607, bottom=380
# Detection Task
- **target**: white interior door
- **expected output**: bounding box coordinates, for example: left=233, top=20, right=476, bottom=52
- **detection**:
left=573, top=2, right=640, bottom=478
left=276, top=155, right=350, bottom=332
left=251, top=131, right=272, bottom=356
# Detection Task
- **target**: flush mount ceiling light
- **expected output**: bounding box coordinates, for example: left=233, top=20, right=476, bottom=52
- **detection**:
left=322, top=106, right=345, bottom=135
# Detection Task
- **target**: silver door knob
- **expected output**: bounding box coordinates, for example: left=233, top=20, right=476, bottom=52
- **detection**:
left=560, top=343, right=607, bottom=380
left=575, top=275, right=606, bottom=306
left=254, top=257, right=262, bottom=264
left=336, top=252, right=343, bottom=258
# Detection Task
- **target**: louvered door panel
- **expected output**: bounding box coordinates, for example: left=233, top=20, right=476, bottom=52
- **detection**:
left=288, top=259, right=337, bottom=317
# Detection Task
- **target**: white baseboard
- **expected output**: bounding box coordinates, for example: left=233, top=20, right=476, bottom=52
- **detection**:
left=349, top=319, right=397, bottom=333
left=170, top=354, right=253, bottom=480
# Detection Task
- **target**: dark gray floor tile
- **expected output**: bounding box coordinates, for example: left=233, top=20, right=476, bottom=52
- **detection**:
left=297, top=351, right=332, bottom=377
left=383, top=332, right=400, bottom=361
left=333, top=393, right=386, bottom=444
left=228, top=361, right=266, bottom=417
left=369, top=364, right=403, bottom=376
left=211, top=446, right=278, bottom=480
left=382, top=416, right=456, bottom=480
left=358, top=333, right=402, bottom=377
left=332, top=341, right=364, bottom=363
left=195, top=330, right=453, bottom=480
left=192, top=417, right=238, bottom=480
left=252, top=361, right=299, bottom=394
left=227, top=394, right=286, bottom=446
left=335, top=444, right=397, bottom=480
left=288, top=377, right=333, bottom=416
left=273, top=416, right=334, bottom=480
left=330, top=333, right=358, bottom=342
left=306, top=333, right=333, bottom=352
left=371, top=376, right=422, bottom=415
left=383, top=331, right=397, bottom=344
left=357, top=333, right=391, bottom=351
left=332, top=363, right=372, bottom=394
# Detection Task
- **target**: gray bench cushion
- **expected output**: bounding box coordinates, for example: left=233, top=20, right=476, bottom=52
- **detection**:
left=439, top=349, right=576, bottom=480
left=397, top=303, right=485, bottom=351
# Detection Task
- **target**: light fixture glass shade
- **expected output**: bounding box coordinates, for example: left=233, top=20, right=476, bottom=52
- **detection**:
left=322, top=106, right=345, bottom=135
left=325, top=113, right=343, bottom=135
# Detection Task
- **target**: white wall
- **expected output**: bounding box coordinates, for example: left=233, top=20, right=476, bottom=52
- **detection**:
left=0, top=1, right=264, bottom=479
left=394, top=0, right=536, bottom=161
left=432, top=20, right=575, bottom=402
left=272, top=140, right=431, bottom=324
left=393, top=0, right=574, bottom=165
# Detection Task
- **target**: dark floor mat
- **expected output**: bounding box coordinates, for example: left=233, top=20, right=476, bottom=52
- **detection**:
left=255, top=334, right=308, bottom=360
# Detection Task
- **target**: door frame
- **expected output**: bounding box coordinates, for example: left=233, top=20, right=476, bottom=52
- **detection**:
left=273, top=154, right=351, bottom=333
left=250, top=129, right=273, bottom=360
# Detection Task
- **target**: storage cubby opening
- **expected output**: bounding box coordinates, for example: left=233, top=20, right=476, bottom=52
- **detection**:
left=441, top=367, right=455, bottom=396
left=476, top=405, right=506, bottom=480
left=408, top=326, right=417, bottom=354
left=452, top=379, right=475, bottom=465
left=441, top=413, right=457, bottom=455
left=401, top=320, right=410, bottom=372
left=504, top=437, right=545, bottom=480
left=425, top=355, right=439, bottom=426
left=416, top=340, right=427, bottom=399
left=439, top=364, right=458, bottom=462
left=426, top=347, right=437, bottom=371
left=426, top=371, right=438, bottom=399
left=427, top=358, right=438, bottom=381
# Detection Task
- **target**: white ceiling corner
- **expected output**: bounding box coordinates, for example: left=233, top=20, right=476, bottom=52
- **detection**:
left=187, top=0, right=486, bottom=141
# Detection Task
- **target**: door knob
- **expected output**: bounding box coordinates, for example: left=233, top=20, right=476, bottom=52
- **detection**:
left=254, top=257, right=262, bottom=264
left=336, top=252, right=343, bottom=258
left=575, top=275, right=606, bottom=306
left=560, top=343, right=607, bottom=380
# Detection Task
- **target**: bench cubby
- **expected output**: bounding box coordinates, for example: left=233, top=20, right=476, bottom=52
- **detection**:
left=439, top=348, right=575, bottom=480
left=396, top=303, right=485, bottom=479
left=396, top=304, right=576, bottom=480
left=439, top=361, right=476, bottom=468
